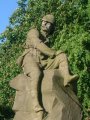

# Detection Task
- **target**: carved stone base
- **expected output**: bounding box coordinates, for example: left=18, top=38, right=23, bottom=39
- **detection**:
left=10, top=69, right=82, bottom=120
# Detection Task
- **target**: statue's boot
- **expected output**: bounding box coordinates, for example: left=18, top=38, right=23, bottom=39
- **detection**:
left=31, top=91, right=47, bottom=120
left=30, top=90, right=43, bottom=111
left=31, top=91, right=48, bottom=120
left=64, top=74, right=79, bottom=86
left=34, top=110, right=48, bottom=120
left=59, top=59, right=79, bottom=86
left=27, top=72, right=44, bottom=114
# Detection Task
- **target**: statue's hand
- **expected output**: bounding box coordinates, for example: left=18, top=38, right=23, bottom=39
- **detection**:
left=56, top=50, right=63, bottom=56
left=49, top=50, right=63, bottom=58
left=49, top=51, right=56, bottom=59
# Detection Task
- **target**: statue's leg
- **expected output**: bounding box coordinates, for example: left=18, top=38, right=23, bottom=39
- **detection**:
left=56, top=53, right=79, bottom=86
left=22, top=55, right=45, bottom=119
left=45, top=52, right=78, bottom=86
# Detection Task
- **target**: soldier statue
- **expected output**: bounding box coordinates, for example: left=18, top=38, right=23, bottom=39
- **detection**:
left=17, top=14, right=78, bottom=120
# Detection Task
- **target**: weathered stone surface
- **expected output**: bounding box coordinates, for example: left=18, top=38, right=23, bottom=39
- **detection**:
left=41, top=70, right=82, bottom=120
left=10, top=69, right=82, bottom=120
left=10, top=74, right=28, bottom=91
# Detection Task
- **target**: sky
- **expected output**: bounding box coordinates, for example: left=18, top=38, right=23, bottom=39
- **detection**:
left=0, top=0, right=18, bottom=34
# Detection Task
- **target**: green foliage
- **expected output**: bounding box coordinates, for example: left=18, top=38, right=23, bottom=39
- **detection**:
left=0, top=0, right=90, bottom=119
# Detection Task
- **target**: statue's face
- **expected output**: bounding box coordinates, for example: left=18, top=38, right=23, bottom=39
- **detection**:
left=41, top=20, right=52, bottom=33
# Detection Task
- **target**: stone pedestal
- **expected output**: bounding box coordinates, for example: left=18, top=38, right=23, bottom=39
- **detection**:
left=10, top=69, right=82, bottom=120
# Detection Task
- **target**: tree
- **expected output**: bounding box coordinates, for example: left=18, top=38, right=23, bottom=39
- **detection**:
left=0, top=0, right=90, bottom=119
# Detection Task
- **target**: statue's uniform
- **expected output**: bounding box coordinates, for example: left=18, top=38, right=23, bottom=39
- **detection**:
left=17, top=28, right=76, bottom=113
left=12, top=14, right=78, bottom=120
left=17, top=28, right=57, bottom=112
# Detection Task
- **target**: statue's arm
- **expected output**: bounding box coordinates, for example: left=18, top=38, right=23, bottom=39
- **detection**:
left=27, top=28, right=56, bottom=57
left=36, top=40, right=56, bottom=57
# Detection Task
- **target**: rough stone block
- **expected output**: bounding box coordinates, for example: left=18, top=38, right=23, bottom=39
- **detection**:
left=10, top=69, right=82, bottom=120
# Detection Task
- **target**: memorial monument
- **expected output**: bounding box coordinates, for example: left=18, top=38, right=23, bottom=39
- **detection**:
left=10, top=14, right=82, bottom=120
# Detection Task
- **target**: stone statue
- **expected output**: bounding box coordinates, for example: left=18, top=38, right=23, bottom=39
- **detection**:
left=10, top=14, right=82, bottom=120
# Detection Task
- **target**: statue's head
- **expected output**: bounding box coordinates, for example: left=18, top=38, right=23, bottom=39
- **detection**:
left=41, top=14, right=55, bottom=35
left=42, top=14, right=55, bottom=24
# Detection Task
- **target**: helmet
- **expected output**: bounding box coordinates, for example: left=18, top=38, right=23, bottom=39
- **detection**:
left=42, top=14, right=55, bottom=24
